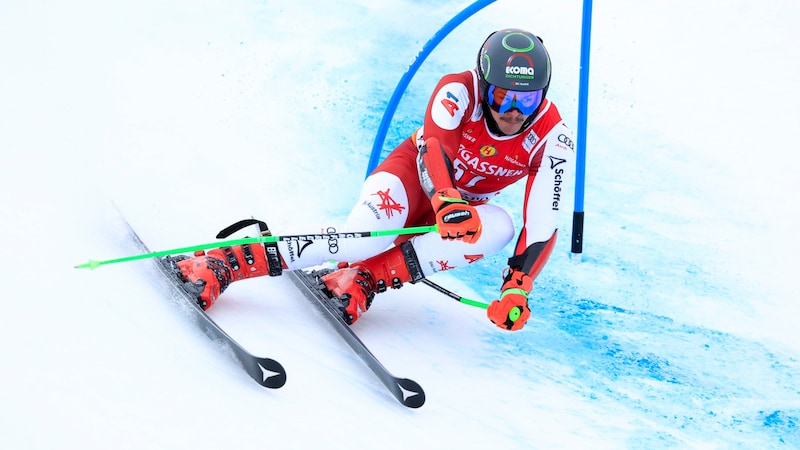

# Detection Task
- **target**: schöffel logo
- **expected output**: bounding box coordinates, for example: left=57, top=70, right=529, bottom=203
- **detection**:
left=548, top=156, right=566, bottom=211
left=548, top=156, right=567, bottom=170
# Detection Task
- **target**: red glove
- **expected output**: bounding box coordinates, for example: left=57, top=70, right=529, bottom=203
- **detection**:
left=431, top=188, right=482, bottom=243
left=487, top=269, right=532, bottom=331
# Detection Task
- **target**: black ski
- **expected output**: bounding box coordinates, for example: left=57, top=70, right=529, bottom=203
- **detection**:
left=121, top=217, right=287, bottom=390
left=287, top=269, right=425, bottom=408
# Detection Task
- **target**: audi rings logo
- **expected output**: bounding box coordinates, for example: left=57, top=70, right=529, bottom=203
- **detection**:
left=558, top=134, right=574, bottom=150
left=326, top=226, right=339, bottom=254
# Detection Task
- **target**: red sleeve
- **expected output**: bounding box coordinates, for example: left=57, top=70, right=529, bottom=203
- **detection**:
left=508, top=230, right=558, bottom=280
left=415, top=71, right=479, bottom=198
left=508, top=105, right=574, bottom=281
left=508, top=146, right=558, bottom=279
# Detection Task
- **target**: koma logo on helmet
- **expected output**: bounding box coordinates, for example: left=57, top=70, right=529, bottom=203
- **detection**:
left=506, top=66, right=535, bottom=76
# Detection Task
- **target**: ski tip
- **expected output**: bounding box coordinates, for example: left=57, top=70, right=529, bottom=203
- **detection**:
left=395, top=378, right=426, bottom=408
left=256, top=358, right=287, bottom=389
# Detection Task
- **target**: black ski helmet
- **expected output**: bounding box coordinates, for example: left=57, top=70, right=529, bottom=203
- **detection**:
left=477, top=29, right=551, bottom=131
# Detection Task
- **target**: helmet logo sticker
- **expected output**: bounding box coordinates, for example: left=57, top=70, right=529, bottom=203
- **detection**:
left=501, top=32, right=538, bottom=86
left=480, top=52, right=491, bottom=78
left=501, top=32, right=536, bottom=52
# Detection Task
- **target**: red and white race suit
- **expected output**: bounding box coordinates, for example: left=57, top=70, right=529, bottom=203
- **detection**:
left=278, top=69, right=574, bottom=281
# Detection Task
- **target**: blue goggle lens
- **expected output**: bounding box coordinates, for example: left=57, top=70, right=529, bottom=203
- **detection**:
left=487, top=85, right=543, bottom=116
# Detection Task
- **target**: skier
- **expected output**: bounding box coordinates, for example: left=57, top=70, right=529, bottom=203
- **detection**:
left=171, top=28, right=574, bottom=331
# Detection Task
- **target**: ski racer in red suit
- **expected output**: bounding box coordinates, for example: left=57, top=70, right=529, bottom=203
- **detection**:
left=172, top=29, right=574, bottom=331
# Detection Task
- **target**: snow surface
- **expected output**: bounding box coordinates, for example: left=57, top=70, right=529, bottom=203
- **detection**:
left=2, top=0, right=799, bottom=448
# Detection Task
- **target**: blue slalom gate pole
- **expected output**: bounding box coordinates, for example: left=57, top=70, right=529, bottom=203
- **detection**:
left=571, top=0, right=593, bottom=260
left=365, top=0, right=497, bottom=178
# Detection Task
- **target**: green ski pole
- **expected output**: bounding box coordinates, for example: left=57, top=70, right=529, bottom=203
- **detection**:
left=75, top=224, right=438, bottom=270
left=420, top=278, right=490, bottom=309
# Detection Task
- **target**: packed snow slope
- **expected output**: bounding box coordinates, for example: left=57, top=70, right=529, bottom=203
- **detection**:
left=2, top=0, right=799, bottom=449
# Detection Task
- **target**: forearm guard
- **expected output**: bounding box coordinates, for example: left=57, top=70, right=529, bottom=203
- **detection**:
left=416, top=137, right=456, bottom=200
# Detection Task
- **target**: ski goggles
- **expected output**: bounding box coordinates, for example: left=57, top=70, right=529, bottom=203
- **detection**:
left=487, top=85, right=543, bottom=116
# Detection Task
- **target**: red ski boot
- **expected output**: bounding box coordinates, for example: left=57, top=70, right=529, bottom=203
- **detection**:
left=168, top=243, right=274, bottom=310
left=321, top=241, right=424, bottom=324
